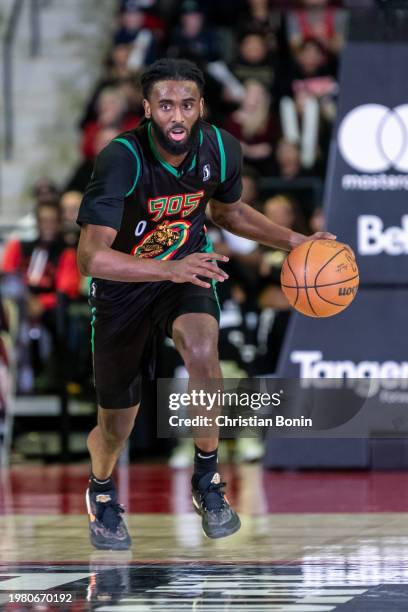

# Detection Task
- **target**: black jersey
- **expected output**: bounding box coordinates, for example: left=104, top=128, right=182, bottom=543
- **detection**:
left=77, top=120, right=242, bottom=263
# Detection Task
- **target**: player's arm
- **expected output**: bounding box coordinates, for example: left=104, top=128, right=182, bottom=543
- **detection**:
left=77, top=224, right=228, bottom=288
left=210, top=128, right=335, bottom=251
left=209, top=198, right=336, bottom=252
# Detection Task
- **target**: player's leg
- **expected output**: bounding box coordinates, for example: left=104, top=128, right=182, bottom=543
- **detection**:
left=172, top=311, right=220, bottom=452
left=172, top=312, right=241, bottom=538
left=86, top=289, right=151, bottom=550
left=86, top=405, right=139, bottom=551
left=88, top=404, right=139, bottom=480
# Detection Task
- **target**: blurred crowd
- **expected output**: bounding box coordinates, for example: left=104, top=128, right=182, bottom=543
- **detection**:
left=67, top=0, right=347, bottom=191
left=0, top=0, right=350, bottom=424
left=0, top=185, right=89, bottom=397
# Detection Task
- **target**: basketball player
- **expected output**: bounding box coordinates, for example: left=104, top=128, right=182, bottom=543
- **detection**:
left=77, top=58, right=335, bottom=550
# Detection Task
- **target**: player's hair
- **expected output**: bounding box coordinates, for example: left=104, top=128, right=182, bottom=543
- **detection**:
left=140, top=58, right=205, bottom=99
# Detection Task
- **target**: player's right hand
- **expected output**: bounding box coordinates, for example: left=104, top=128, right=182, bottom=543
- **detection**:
left=168, top=252, right=229, bottom=288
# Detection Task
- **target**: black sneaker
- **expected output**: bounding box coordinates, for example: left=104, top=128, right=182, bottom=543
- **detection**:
left=86, top=488, right=132, bottom=550
left=192, top=472, right=241, bottom=539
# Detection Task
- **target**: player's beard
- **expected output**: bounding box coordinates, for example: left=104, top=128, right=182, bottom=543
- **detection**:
left=150, top=116, right=201, bottom=156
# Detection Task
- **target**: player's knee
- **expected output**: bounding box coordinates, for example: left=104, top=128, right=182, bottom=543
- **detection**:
left=182, top=338, right=219, bottom=376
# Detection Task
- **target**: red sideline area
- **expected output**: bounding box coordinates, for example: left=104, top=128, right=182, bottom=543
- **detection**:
left=1, top=465, right=408, bottom=514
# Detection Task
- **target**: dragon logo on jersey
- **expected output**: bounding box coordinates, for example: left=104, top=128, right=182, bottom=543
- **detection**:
left=132, top=220, right=191, bottom=260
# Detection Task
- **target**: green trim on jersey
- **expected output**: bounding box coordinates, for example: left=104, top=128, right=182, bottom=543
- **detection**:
left=202, top=233, right=221, bottom=313
left=90, top=306, right=97, bottom=354
left=113, top=137, right=141, bottom=196
left=211, top=125, right=226, bottom=183
left=147, top=121, right=203, bottom=178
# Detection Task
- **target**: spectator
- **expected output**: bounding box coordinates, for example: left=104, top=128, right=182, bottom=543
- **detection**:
left=11, top=178, right=60, bottom=242
left=81, top=87, right=140, bottom=160
left=167, top=0, right=220, bottom=63
left=259, top=194, right=307, bottom=280
left=258, top=196, right=301, bottom=303
left=118, top=77, right=144, bottom=117
left=60, top=191, right=82, bottom=225
left=79, top=45, right=136, bottom=129
left=242, top=165, right=261, bottom=207
left=257, top=194, right=302, bottom=297
left=252, top=194, right=307, bottom=373
left=114, top=1, right=161, bottom=55
left=277, top=38, right=337, bottom=170
left=271, top=138, right=323, bottom=214
left=106, top=43, right=134, bottom=80
left=232, top=30, right=276, bottom=89
left=60, top=191, right=82, bottom=248
left=115, top=3, right=146, bottom=45
left=119, top=0, right=165, bottom=39
left=32, top=177, right=59, bottom=205
left=224, top=80, right=279, bottom=174
left=286, top=0, right=347, bottom=55
left=275, top=37, right=337, bottom=104
left=263, top=194, right=308, bottom=235
left=186, top=0, right=245, bottom=28
left=239, top=0, right=282, bottom=54
left=2, top=202, right=80, bottom=312
left=59, top=191, right=93, bottom=388
left=80, top=75, right=142, bottom=137
left=274, top=138, right=304, bottom=179
left=2, top=202, right=81, bottom=391
left=65, top=126, right=121, bottom=193
left=120, top=0, right=157, bottom=10
left=259, top=194, right=307, bottom=286
left=203, top=60, right=246, bottom=120
left=309, top=205, right=325, bottom=233
left=206, top=166, right=263, bottom=298
left=0, top=301, right=11, bottom=415
left=114, top=2, right=159, bottom=71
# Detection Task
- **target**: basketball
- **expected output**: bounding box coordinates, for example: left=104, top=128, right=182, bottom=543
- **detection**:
left=281, top=240, right=359, bottom=317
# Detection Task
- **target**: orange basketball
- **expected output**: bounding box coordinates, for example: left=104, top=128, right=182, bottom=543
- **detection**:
left=280, top=240, right=359, bottom=317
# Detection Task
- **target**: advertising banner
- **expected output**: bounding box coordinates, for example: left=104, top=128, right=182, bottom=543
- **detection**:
left=264, top=289, right=408, bottom=467
left=278, top=288, right=408, bottom=380
left=325, top=43, right=408, bottom=283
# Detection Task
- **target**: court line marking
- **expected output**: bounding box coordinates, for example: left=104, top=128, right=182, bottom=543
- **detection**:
left=152, top=587, right=367, bottom=594
left=0, top=572, right=91, bottom=590
left=97, top=606, right=338, bottom=612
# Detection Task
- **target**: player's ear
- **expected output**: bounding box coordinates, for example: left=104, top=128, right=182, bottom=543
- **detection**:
left=199, top=98, right=204, bottom=118
left=143, top=99, right=151, bottom=119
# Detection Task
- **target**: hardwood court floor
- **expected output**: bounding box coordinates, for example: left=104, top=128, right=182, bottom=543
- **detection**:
left=0, top=464, right=408, bottom=610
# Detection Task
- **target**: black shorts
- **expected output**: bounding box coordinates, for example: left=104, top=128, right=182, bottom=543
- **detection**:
left=89, top=280, right=220, bottom=409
